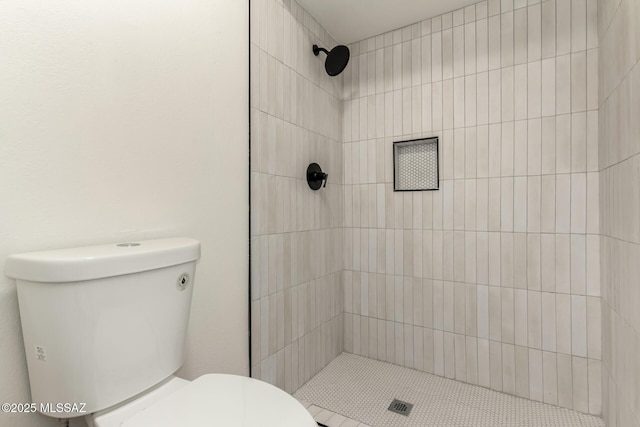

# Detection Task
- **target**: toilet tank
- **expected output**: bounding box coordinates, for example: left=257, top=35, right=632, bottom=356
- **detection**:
left=4, top=238, right=200, bottom=417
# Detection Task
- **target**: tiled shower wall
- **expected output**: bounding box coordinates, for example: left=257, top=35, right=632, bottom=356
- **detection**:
left=249, top=0, right=344, bottom=392
left=599, top=0, right=640, bottom=425
left=342, top=0, right=602, bottom=415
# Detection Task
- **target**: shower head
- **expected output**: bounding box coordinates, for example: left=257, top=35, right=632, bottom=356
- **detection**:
left=313, top=44, right=350, bottom=76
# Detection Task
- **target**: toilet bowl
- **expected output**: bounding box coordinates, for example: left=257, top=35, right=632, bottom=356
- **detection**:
left=90, top=375, right=315, bottom=427
left=5, top=238, right=316, bottom=427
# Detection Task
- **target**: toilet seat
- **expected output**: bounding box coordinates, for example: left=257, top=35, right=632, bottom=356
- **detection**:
left=121, top=374, right=316, bottom=427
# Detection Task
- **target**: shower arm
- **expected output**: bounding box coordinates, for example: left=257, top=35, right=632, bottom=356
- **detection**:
left=312, top=45, right=329, bottom=56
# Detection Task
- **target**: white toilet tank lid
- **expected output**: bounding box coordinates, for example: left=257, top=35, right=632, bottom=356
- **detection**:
left=5, top=238, right=200, bottom=283
left=122, top=374, right=317, bottom=427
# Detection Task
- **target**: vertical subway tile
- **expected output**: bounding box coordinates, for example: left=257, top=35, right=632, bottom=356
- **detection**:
left=570, top=234, right=586, bottom=295
left=570, top=0, right=586, bottom=53
left=556, top=114, right=571, bottom=173
left=571, top=295, right=587, bottom=357
left=490, top=340, right=504, bottom=391
left=502, top=66, right=515, bottom=122
left=514, top=289, right=529, bottom=347
left=514, top=65, right=528, bottom=121
left=572, top=356, right=589, bottom=413
left=455, top=334, right=467, bottom=381
left=503, top=343, right=516, bottom=394
left=557, top=353, right=574, bottom=409
left=556, top=235, right=571, bottom=293
left=501, top=12, right=514, bottom=67
left=556, top=293, right=572, bottom=354
left=528, top=4, right=542, bottom=61
left=543, top=351, right=559, bottom=405
left=515, top=345, right=530, bottom=398
left=556, top=0, right=571, bottom=55
left=541, top=292, right=557, bottom=352
left=528, top=290, right=542, bottom=349
left=540, top=234, right=556, bottom=293
left=514, top=7, right=528, bottom=65
left=478, top=338, right=492, bottom=387
left=541, top=0, right=556, bottom=58
left=541, top=117, right=556, bottom=174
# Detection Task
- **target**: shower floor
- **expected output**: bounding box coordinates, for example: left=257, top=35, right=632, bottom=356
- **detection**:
left=294, top=353, right=605, bottom=427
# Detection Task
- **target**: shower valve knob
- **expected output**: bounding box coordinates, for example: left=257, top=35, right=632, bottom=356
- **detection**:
left=312, top=171, right=328, bottom=187
left=306, top=163, right=328, bottom=190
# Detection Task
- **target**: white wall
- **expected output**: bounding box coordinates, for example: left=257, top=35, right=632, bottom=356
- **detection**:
left=0, top=1, right=248, bottom=426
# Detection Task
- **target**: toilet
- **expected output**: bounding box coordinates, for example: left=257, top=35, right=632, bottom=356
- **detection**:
left=5, top=238, right=316, bottom=427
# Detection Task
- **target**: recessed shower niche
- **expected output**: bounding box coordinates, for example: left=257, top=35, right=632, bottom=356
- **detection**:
left=393, top=137, right=439, bottom=192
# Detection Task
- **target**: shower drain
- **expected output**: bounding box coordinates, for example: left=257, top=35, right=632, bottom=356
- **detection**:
left=388, top=399, right=413, bottom=416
